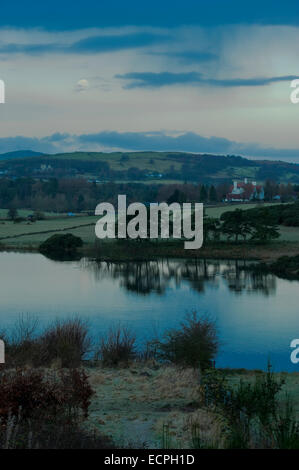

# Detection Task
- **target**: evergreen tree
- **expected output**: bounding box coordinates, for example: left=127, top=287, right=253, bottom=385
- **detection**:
left=199, top=185, right=208, bottom=202
left=209, top=185, right=218, bottom=202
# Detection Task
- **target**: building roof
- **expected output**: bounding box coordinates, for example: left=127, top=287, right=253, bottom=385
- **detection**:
left=226, top=180, right=264, bottom=200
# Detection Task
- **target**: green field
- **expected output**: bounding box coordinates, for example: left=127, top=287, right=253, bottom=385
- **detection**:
left=0, top=203, right=298, bottom=249
left=0, top=215, right=98, bottom=247
left=205, top=202, right=276, bottom=219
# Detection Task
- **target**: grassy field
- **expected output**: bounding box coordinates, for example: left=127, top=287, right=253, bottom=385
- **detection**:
left=0, top=215, right=98, bottom=247
left=205, top=202, right=276, bottom=219
left=278, top=226, right=299, bottom=242
left=0, top=204, right=297, bottom=250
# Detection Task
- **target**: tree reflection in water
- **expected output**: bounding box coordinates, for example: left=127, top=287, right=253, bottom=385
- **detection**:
left=79, top=258, right=276, bottom=297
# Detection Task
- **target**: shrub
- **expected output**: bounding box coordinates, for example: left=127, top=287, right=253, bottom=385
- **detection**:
left=2, top=315, right=40, bottom=367
left=38, top=318, right=91, bottom=368
left=39, top=233, right=83, bottom=257
left=0, top=368, right=112, bottom=449
left=199, top=368, right=230, bottom=409
left=152, top=312, right=219, bottom=371
left=226, top=363, right=285, bottom=427
left=200, top=362, right=291, bottom=449
left=13, top=217, right=26, bottom=223
left=0, top=416, right=115, bottom=449
left=7, top=208, right=18, bottom=220
left=2, top=317, right=91, bottom=368
left=0, top=368, right=94, bottom=422
left=270, top=398, right=299, bottom=449
left=97, top=324, right=136, bottom=367
left=33, top=211, right=45, bottom=220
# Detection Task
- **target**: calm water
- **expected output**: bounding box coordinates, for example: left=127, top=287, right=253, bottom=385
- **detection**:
left=0, top=252, right=298, bottom=371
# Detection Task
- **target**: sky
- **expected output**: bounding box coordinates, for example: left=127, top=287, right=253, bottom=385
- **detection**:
left=0, top=1, right=299, bottom=160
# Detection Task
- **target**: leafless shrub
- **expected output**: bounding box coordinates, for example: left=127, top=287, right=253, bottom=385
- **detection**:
left=151, top=311, right=219, bottom=371
left=38, top=318, right=91, bottom=367
left=97, top=324, right=136, bottom=367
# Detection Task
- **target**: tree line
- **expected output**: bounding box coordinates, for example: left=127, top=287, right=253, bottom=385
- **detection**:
left=0, top=176, right=298, bottom=216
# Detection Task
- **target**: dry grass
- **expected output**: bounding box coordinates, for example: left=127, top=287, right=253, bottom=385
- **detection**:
left=150, top=366, right=199, bottom=402
left=85, top=365, right=299, bottom=448
left=86, top=364, right=217, bottom=448
left=154, top=409, right=225, bottom=449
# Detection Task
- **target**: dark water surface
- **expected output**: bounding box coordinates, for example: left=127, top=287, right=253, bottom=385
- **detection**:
left=0, top=252, right=298, bottom=371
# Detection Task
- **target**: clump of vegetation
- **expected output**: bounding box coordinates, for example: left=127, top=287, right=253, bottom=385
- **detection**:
left=0, top=418, right=115, bottom=450
left=267, top=255, right=299, bottom=279
left=38, top=318, right=91, bottom=368
left=0, top=367, right=115, bottom=449
left=0, top=417, right=115, bottom=449
left=2, top=316, right=91, bottom=368
left=199, top=362, right=299, bottom=449
left=250, top=254, right=299, bottom=280
left=220, top=208, right=280, bottom=243
left=0, top=367, right=93, bottom=422
left=96, top=324, right=136, bottom=367
left=244, top=201, right=299, bottom=227
left=39, top=233, right=83, bottom=257
left=7, top=207, right=18, bottom=221
left=270, top=398, right=299, bottom=449
left=33, top=210, right=45, bottom=221
left=0, top=315, right=39, bottom=367
left=152, top=312, right=219, bottom=371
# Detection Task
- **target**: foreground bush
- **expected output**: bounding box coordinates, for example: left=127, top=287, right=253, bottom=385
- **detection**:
left=0, top=368, right=115, bottom=449
left=97, top=324, right=136, bottom=367
left=0, top=417, right=115, bottom=449
left=199, top=363, right=299, bottom=449
left=38, top=318, right=91, bottom=367
left=152, top=312, right=218, bottom=371
left=2, top=317, right=91, bottom=368
left=0, top=315, right=40, bottom=367
left=0, top=368, right=93, bottom=421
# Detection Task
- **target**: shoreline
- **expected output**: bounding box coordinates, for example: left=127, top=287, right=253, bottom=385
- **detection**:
left=1, top=240, right=299, bottom=263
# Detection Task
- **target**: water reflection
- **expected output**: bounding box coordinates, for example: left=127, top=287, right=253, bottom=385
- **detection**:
left=0, top=252, right=297, bottom=370
left=80, top=258, right=277, bottom=297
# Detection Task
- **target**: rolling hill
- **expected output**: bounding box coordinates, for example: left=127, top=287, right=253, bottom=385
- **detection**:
left=0, top=150, right=299, bottom=184
left=0, top=150, right=45, bottom=160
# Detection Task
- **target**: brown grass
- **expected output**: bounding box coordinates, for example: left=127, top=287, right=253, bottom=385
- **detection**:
left=85, top=364, right=216, bottom=448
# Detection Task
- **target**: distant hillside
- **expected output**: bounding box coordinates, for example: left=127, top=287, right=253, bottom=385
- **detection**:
left=0, top=150, right=299, bottom=183
left=0, top=150, right=45, bottom=161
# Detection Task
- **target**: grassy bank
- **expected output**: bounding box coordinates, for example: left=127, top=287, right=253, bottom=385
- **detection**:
left=88, top=238, right=299, bottom=263
left=1, top=233, right=299, bottom=263
left=0, top=203, right=298, bottom=262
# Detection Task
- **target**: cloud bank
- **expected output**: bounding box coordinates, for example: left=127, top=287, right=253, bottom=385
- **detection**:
left=116, top=72, right=299, bottom=89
